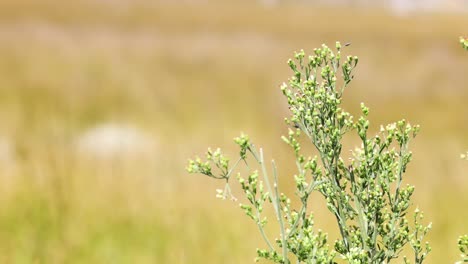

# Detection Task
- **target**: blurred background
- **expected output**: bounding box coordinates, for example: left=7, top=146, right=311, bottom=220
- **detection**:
left=0, top=0, right=467, bottom=263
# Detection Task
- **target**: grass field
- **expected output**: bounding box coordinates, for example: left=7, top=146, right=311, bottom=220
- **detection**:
left=0, top=1, right=467, bottom=263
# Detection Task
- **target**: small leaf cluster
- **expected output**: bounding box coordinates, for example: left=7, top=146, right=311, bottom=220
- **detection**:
left=238, top=171, right=269, bottom=225
left=187, top=147, right=238, bottom=200
left=187, top=148, right=230, bottom=179
left=456, top=235, right=468, bottom=264
left=461, top=37, right=468, bottom=51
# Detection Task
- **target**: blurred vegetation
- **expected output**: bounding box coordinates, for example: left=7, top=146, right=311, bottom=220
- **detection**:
left=0, top=0, right=466, bottom=263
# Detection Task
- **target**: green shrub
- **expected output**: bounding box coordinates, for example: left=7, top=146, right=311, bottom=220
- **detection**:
left=186, top=41, right=468, bottom=263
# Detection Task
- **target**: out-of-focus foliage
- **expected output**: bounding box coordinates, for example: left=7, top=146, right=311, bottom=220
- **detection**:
left=461, top=37, right=468, bottom=51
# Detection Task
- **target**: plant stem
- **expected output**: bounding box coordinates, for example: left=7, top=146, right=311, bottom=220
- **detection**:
left=272, top=160, right=288, bottom=263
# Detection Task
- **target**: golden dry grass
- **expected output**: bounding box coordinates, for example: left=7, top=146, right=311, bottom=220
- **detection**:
left=0, top=1, right=466, bottom=263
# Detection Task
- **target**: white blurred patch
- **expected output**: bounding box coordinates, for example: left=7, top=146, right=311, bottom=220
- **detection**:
left=0, top=137, right=14, bottom=164
left=260, top=0, right=279, bottom=7
left=0, top=137, right=16, bottom=179
left=386, top=0, right=464, bottom=15
left=76, top=123, right=156, bottom=160
left=0, top=136, right=15, bottom=168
